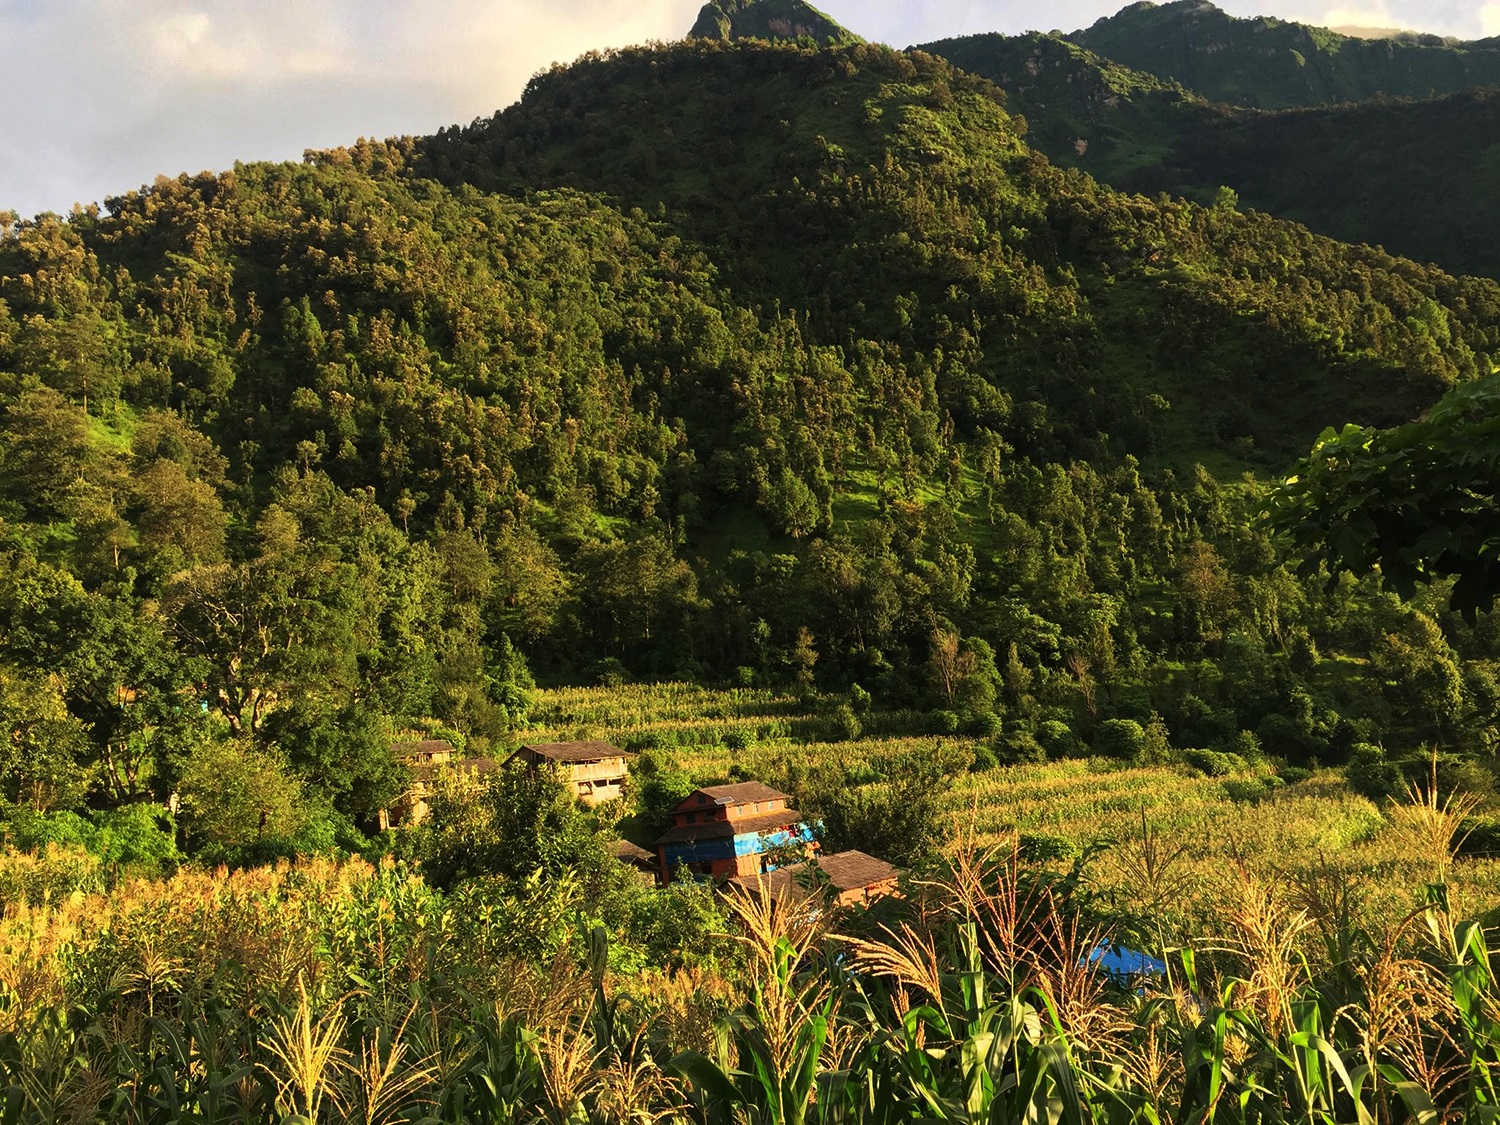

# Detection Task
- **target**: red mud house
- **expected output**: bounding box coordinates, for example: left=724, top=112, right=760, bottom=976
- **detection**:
left=504, top=741, right=630, bottom=806
left=655, top=781, right=815, bottom=881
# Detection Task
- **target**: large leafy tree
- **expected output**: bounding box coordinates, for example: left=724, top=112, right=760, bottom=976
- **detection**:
left=1268, top=372, right=1500, bottom=620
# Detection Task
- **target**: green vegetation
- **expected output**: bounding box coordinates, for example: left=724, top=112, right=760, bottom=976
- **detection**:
left=916, top=34, right=1500, bottom=278
left=3, top=13, right=1500, bottom=1119
left=1071, top=0, right=1500, bottom=109
left=689, top=0, right=859, bottom=45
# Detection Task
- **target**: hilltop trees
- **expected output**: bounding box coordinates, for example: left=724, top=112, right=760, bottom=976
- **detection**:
left=0, top=36, right=1495, bottom=853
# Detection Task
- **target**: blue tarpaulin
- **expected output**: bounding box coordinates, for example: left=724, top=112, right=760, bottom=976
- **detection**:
left=1088, top=942, right=1166, bottom=979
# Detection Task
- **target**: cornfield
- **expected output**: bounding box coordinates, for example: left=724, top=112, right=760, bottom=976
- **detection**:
left=0, top=826, right=1496, bottom=1121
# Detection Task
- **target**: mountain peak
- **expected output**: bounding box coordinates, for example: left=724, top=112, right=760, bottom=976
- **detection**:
left=689, top=0, right=861, bottom=45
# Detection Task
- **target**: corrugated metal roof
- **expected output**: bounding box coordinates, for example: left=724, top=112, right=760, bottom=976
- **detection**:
left=675, top=781, right=789, bottom=809
left=614, top=839, right=655, bottom=864
left=726, top=850, right=902, bottom=899
left=516, top=741, right=627, bottom=764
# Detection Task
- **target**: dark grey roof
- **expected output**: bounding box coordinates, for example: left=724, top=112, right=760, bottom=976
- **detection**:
left=515, top=741, right=627, bottom=764
left=726, top=850, right=902, bottom=899
left=816, top=850, right=902, bottom=891
left=675, top=781, right=789, bottom=810
left=614, top=839, right=655, bottom=865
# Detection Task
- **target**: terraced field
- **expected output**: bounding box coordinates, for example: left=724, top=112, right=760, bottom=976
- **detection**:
left=526, top=682, right=1500, bottom=938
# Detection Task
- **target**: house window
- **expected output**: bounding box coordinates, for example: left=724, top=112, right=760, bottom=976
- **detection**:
left=686, top=812, right=697, bottom=824
left=698, top=795, right=708, bottom=805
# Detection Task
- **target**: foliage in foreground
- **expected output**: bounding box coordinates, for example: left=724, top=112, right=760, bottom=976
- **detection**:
left=0, top=811, right=1499, bottom=1122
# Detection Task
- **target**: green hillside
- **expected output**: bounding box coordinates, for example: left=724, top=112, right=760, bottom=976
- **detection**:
left=1071, top=0, right=1500, bottom=108
left=918, top=31, right=1500, bottom=278
left=918, top=31, right=1206, bottom=183
left=2, top=35, right=1500, bottom=870
left=689, top=0, right=859, bottom=45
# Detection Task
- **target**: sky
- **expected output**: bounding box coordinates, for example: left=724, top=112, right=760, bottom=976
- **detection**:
left=2, top=0, right=1497, bottom=219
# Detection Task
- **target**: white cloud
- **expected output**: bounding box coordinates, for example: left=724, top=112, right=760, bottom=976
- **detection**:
left=1319, top=1, right=1400, bottom=30
left=0, top=0, right=701, bottom=216
left=3, top=0, right=1498, bottom=217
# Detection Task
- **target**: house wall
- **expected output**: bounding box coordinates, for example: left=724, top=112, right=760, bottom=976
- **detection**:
left=567, top=758, right=628, bottom=784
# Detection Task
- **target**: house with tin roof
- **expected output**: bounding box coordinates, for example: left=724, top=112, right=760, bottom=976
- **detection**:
left=505, top=740, right=630, bottom=806
left=726, top=849, right=902, bottom=907
left=655, top=781, right=815, bottom=881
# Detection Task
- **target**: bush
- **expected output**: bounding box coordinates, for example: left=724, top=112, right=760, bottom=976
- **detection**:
left=1277, top=766, right=1313, bottom=784
left=1018, top=833, right=1081, bottom=863
left=1345, top=745, right=1403, bottom=803
left=994, top=729, right=1047, bottom=765
left=969, top=744, right=1000, bottom=773
left=1096, top=719, right=1147, bottom=761
left=1222, top=778, right=1273, bottom=804
left=967, top=711, right=1004, bottom=738
left=722, top=727, right=756, bottom=752
left=828, top=702, right=863, bottom=742
left=928, top=709, right=960, bottom=735
left=1182, top=748, right=1248, bottom=777
left=1036, top=720, right=1084, bottom=759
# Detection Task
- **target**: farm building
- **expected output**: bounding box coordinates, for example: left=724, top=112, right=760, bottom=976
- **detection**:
left=726, top=849, right=902, bottom=907
left=380, top=741, right=498, bottom=829
left=505, top=740, right=630, bottom=805
left=655, top=781, right=815, bottom=881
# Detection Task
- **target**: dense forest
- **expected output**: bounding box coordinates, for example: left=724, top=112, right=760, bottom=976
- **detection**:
left=0, top=33, right=1496, bottom=860
left=8, top=6, right=1500, bottom=1121
left=917, top=28, right=1500, bottom=279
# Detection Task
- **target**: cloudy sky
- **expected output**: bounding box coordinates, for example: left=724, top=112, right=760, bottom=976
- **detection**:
left=2, top=0, right=1496, bottom=218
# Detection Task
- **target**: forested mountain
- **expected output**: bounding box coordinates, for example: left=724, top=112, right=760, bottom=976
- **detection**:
left=917, top=32, right=1500, bottom=278
left=1069, top=0, right=1500, bottom=108
left=689, top=0, right=858, bottom=45
left=2, top=32, right=1499, bottom=852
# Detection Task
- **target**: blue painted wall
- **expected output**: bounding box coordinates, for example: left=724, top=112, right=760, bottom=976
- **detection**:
left=662, top=823, right=817, bottom=872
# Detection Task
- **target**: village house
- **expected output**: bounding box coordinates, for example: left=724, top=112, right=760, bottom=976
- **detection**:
left=380, top=740, right=498, bottom=829
left=726, top=849, right=902, bottom=907
left=504, top=740, right=630, bottom=806
left=655, top=781, right=815, bottom=881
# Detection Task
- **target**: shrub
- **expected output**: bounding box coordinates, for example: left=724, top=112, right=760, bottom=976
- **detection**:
left=967, top=711, right=1004, bottom=738
left=928, top=709, right=960, bottom=735
left=722, top=727, right=756, bottom=752
left=1096, top=719, right=1147, bottom=761
left=1278, top=766, right=1313, bottom=784
left=1182, top=748, right=1248, bottom=777
left=1345, top=745, right=1404, bottom=803
left=829, top=702, right=863, bottom=742
left=994, top=729, right=1047, bottom=765
left=1018, top=833, right=1081, bottom=862
left=969, top=744, right=1000, bottom=773
left=1222, top=778, right=1272, bottom=804
left=1036, top=720, right=1084, bottom=759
